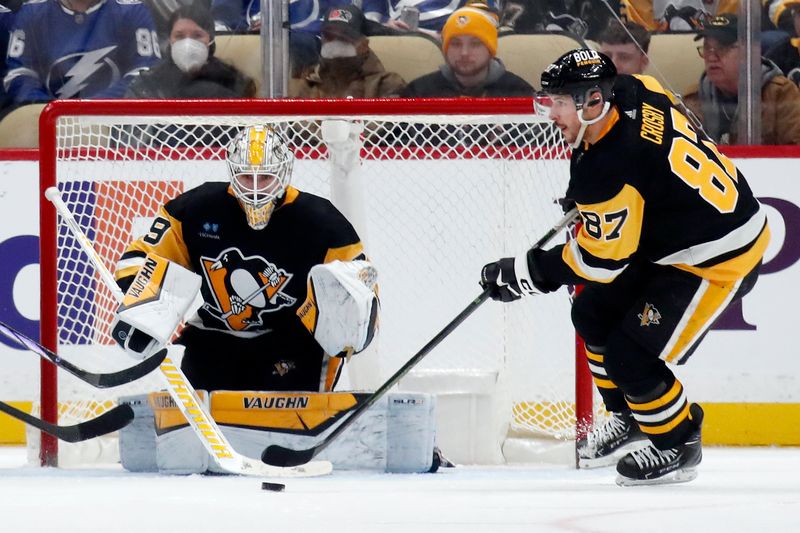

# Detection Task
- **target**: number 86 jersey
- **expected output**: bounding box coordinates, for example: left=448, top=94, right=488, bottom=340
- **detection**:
left=539, top=74, right=770, bottom=286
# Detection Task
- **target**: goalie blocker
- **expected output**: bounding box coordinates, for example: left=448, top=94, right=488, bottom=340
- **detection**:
left=111, top=254, right=201, bottom=360
left=120, top=390, right=437, bottom=473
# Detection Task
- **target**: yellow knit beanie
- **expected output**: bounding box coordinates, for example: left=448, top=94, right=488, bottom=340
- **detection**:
left=442, top=5, right=499, bottom=57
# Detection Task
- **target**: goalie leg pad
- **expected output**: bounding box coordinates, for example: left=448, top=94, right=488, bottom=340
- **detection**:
left=209, top=390, right=437, bottom=472
left=386, top=392, right=437, bottom=473
left=139, top=391, right=211, bottom=474
left=298, top=260, right=379, bottom=356
left=118, top=394, right=158, bottom=473
left=111, top=254, right=201, bottom=360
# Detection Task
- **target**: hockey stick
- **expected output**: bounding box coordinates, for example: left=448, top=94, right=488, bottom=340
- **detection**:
left=262, top=207, right=581, bottom=467
left=0, top=400, right=133, bottom=443
left=0, top=321, right=167, bottom=388
left=45, top=186, right=332, bottom=478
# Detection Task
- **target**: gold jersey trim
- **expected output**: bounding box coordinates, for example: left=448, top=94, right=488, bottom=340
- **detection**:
left=324, top=242, right=365, bottom=263
left=656, top=208, right=768, bottom=273
left=563, top=239, right=629, bottom=282
left=631, top=74, right=679, bottom=105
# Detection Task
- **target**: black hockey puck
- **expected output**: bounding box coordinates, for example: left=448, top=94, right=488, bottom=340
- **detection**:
left=261, top=482, right=286, bottom=492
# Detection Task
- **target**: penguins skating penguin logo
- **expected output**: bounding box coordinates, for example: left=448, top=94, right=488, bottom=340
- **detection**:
left=200, top=248, right=297, bottom=331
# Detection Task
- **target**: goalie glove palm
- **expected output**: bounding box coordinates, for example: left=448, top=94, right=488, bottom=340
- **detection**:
left=480, top=253, right=540, bottom=302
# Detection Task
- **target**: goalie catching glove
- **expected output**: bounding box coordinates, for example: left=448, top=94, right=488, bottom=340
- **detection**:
left=111, top=254, right=201, bottom=360
left=480, top=251, right=542, bottom=302
left=297, top=260, right=379, bottom=357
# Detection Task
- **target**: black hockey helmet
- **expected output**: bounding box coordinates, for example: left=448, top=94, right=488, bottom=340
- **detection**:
left=540, top=49, right=617, bottom=109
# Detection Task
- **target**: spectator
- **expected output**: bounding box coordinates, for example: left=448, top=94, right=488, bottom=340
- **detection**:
left=401, top=4, right=534, bottom=97
left=4, top=0, right=159, bottom=107
left=763, top=1, right=800, bottom=84
left=211, top=0, right=258, bottom=32
left=211, top=1, right=403, bottom=84
left=684, top=13, right=800, bottom=144
left=596, top=20, right=650, bottom=75
left=127, top=4, right=256, bottom=98
left=363, top=0, right=497, bottom=36
left=621, top=0, right=737, bottom=32
left=143, top=0, right=198, bottom=38
left=289, top=5, right=406, bottom=98
left=765, top=0, right=799, bottom=33
left=213, top=0, right=404, bottom=34
left=500, top=0, right=618, bottom=40
left=0, top=1, right=19, bottom=116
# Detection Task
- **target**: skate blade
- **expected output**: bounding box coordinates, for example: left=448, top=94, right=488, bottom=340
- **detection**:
left=615, top=467, right=698, bottom=487
left=579, top=440, right=650, bottom=469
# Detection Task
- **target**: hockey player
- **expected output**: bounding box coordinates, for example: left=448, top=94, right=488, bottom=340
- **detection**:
left=480, top=49, right=769, bottom=485
left=112, top=125, right=379, bottom=393
left=4, top=0, right=159, bottom=107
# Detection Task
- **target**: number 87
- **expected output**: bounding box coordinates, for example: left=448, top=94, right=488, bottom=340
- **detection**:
left=668, top=109, right=740, bottom=214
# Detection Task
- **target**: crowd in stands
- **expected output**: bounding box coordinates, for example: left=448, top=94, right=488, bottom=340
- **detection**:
left=0, top=0, right=799, bottom=145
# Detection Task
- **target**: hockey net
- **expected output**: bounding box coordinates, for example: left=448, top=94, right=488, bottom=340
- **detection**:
left=36, top=99, right=595, bottom=467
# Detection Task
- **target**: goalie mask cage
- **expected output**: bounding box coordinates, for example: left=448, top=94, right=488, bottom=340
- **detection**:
left=38, top=98, right=595, bottom=467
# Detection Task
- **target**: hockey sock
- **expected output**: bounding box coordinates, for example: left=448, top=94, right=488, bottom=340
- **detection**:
left=585, top=345, right=627, bottom=412
left=625, top=378, right=692, bottom=450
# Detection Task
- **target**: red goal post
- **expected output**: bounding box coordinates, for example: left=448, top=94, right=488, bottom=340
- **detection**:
left=38, top=98, right=594, bottom=467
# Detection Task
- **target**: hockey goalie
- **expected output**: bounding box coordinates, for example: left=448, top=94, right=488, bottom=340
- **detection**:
left=111, top=125, right=437, bottom=474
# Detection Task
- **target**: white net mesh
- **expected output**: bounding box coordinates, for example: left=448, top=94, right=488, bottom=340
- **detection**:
left=38, top=102, right=592, bottom=465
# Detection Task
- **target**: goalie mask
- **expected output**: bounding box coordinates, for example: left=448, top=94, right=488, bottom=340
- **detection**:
left=227, top=126, right=294, bottom=230
left=539, top=49, right=617, bottom=147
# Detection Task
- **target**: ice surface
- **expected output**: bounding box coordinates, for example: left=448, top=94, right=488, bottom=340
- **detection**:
left=0, top=446, right=798, bottom=533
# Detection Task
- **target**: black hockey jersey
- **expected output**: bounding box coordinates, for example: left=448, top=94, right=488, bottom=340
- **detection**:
left=535, top=74, right=770, bottom=287
left=115, top=183, right=365, bottom=338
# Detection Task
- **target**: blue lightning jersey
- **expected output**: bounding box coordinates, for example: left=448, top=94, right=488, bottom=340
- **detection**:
left=0, top=4, right=16, bottom=110
left=4, top=0, right=159, bottom=104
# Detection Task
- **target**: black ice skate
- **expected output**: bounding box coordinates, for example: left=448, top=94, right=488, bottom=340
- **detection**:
left=615, top=404, right=704, bottom=486
left=577, top=410, right=648, bottom=468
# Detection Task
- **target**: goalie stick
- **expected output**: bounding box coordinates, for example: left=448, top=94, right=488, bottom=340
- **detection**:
left=0, top=400, right=133, bottom=443
left=0, top=321, right=167, bottom=388
left=45, top=186, right=332, bottom=478
left=262, top=207, right=581, bottom=467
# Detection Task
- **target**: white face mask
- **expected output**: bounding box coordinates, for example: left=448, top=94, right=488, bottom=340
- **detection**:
left=171, top=38, right=209, bottom=73
left=320, top=40, right=358, bottom=59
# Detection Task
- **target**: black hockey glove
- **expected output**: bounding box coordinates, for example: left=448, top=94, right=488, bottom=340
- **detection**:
left=480, top=254, right=540, bottom=303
